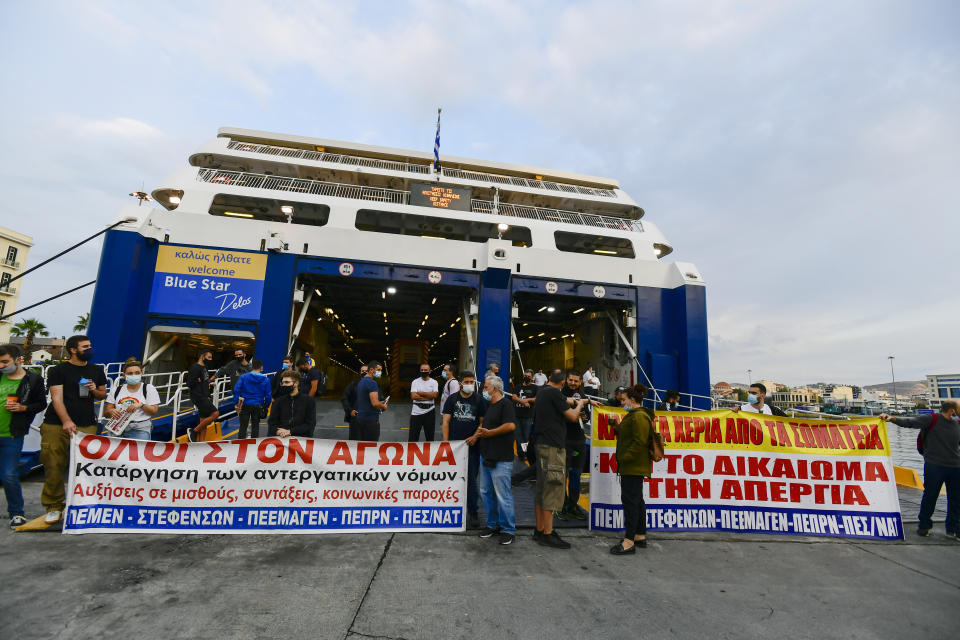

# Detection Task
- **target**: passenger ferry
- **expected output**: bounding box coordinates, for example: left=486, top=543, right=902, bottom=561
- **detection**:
left=74, top=127, right=709, bottom=440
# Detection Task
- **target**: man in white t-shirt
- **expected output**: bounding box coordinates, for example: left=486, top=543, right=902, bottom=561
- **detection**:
left=739, top=383, right=773, bottom=415
left=410, top=363, right=439, bottom=442
left=583, top=366, right=600, bottom=394
left=533, top=369, right=548, bottom=387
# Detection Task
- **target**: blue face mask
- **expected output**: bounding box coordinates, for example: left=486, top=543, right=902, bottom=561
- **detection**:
left=281, top=363, right=290, bottom=370
left=125, top=375, right=142, bottom=385
left=441, top=371, right=448, bottom=379
left=482, top=390, right=492, bottom=401
left=747, top=393, right=759, bottom=404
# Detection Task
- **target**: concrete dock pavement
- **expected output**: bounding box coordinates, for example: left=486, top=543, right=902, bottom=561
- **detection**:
left=2, top=481, right=959, bottom=640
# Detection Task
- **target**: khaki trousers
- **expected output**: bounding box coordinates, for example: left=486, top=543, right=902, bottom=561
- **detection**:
left=40, top=423, right=98, bottom=512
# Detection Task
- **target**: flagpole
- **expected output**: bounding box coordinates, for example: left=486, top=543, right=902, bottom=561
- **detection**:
left=433, top=108, right=442, bottom=182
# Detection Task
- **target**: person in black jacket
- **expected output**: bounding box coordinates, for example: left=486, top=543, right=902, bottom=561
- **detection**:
left=268, top=370, right=316, bottom=438
left=340, top=365, right=368, bottom=439
left=0, top=344, right=47, bottom=528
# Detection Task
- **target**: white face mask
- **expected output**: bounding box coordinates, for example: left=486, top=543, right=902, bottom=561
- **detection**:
left=462, top=384, right=475, bottom=395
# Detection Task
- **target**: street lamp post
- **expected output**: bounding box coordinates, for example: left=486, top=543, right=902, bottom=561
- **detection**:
left=747, top=369, right=752, bottom=385
left=888, top=356, right=898, bottom=412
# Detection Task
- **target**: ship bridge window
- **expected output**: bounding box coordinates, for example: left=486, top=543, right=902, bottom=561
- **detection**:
left=554, top=231, right=634, bottom=258
left=355, top=209, right=532, bottom=247
left=209, top=194, right=329, bottom=226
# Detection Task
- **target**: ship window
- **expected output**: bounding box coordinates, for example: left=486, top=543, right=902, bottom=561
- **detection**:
left=554, top=231, right=635, bottom=258
left=355, top=210, right=532, bottom=248
left=209, top=194, right=329, bottom=226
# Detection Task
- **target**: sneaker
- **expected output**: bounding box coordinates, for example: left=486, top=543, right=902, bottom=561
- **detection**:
left=917, top=528, right=931, bottom=537
left=538, top=531, right=572, bottom=549
left=479, top=527, right=501, bottom=539
left=532, top=529, right=543, bottom=541
left=9, top=515, right=28, bottom=529
left=498, top=533, right=515, bottom=546
left=568, top=505, right=587, bottom=521
left=467, top=513, right=480, bottom=529
left=555, top=509, right=569, bottom=521
left=44, top=510, right=62, bottom=524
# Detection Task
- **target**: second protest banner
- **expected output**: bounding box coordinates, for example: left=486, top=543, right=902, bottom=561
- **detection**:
left=65, top=436, right=467, bottom=534
left=589, top=408, right=903, bottom=540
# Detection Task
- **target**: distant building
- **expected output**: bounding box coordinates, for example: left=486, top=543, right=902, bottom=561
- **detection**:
left=927, top=374, right=960, bottom=412
left=0, top=226, right=34, bottom=343
left=712, top=381, right=734, bottom=397
left=8, top=336, right=66, bottom=361
left=757, top=379, right=783, bottom=393
left=770, top=388, right=815, bottom=409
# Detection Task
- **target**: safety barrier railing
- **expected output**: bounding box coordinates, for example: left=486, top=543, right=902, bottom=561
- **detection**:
left=198, top=169, right=643, bottom=234
left=227, top=139, right=431, bottom=175
left=470, top=199, right=643, bottom=232
left=224, top=138, right=618, bottom=198
left=442, top=167, right=618, bottom=198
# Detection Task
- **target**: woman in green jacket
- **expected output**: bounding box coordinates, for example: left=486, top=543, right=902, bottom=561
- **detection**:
left=611, top=383, right=655, bottom=555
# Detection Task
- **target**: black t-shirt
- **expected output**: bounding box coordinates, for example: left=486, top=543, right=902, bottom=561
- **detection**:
left=43, top=362, right=108, bottom=427
left=562, top=385, right=587, bottom=444
left=187, top=363, right=211, bottom=399
left=442, top=392, right=487, bottom=440
left=532, top=385, right=569, bottom=449
left=479, top=397, right=517, bottom=462
left=512, top=382, right=538, bottom=418
left=299, top=367, right=321, bottom=395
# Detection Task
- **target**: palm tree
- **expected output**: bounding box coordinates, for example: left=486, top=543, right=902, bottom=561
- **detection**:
left=10, top=318, right=49, bottom=362
left=73, top=312, right=90, bottom=333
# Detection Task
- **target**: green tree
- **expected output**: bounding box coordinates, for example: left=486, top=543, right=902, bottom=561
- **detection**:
left=10, top=318, right=49, bottom=361
left=734, top=388, right=748, bottom=402
left=73, top=312, right=89, bottom=333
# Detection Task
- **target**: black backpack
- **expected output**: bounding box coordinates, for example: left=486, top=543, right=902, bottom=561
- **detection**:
left=916, top=414, right=939, bottom=455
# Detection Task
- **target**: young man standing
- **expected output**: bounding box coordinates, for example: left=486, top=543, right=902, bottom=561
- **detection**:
left=233, top=359, right=272, bottom=439
left=409, top=363, right=439, bottom=442
left=217, top=348, right=252, bottom=391
left=355, top=361, right=388, bottom=441
left=477, top=375, right=517, bottom=545
left=0, top=344, right=46, bottom=528
left=509, top=369, right=537, bottom=458
left=340, top=365, right=368, bottom=440
left=532, top=368, right=587, bottom=548
left=882, top=401, right=960, bottom=538
left=268, top=370, right=317, bottom=438
left=40, top=335, right=107, bottom=524
left=740, top=383, right=773, bottom=415
left=440, top=364, right=460, bottom=410
left=442, top=371, right=487, bottom=528
left=297, top=357, right=322, bottom=398
left=187, top=350, right=219, bottom=441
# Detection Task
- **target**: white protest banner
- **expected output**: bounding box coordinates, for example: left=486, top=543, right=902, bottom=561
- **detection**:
left=65, top=435, right=466, bottom=534
left=589, top=408, right=903, bottom=540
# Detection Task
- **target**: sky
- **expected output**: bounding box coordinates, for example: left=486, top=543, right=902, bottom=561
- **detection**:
left=0, top=0, right=957, bottom=387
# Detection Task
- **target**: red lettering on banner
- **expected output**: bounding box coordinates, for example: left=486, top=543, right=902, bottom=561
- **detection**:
left=771, top=459, right=796, bottom=479
left=433, top=442, right=457, bottom=466
left=866, top=424, right=884, bottom=450
left=811, top=425, right=832, bottom=449
left=828, top=425, right=844, bottom=449
left=79, top=435, right=110, bottom=459
left=233, top=439, right=256, bottom=462
left=692, top=417, right=705, bottom=442
left=708, top=418, right=722, bottom=443
left=672, top=417, right=686, bottom=442
left=597, top=413, right=617, bottom=440
left=836, top=461, right=863, bottom=481
left=799, top=423, right=816, bottom=448
left=356, top=442, right=376, bottom=464
left=789, top=483, right=812, bottom=502
left=749, top=419, right=763, bottom=445
left=257, top=439, right=284, bottom=463
left=108, top=439, right=139, bottom=461
left=175, top=443, right=189, bottom=462
left=844, top=485, right=869, bottom=505
left=775, top=422, right=792, bottom=447
left=744, top=480, right=767, bottom=500
left=838, top=424, right=857, bottom=449
left=327, top=441, right=353, bottom=464
left=664, top=454, right=681, bottom=474
left=865, top=462, right=889, bottom=481
left=770, top=482, right=787, bottom=502
left=379, top=443, right=404, bottom=465
left=748, top=457, right=771, bottom=477
left=203, top=442, right=228, bottom=463
left=599, top=452, right=618, bottom=473
left=725, top=418, right=741, bottom=444
left=143, top=442, right=175, bottom=462
left=665, top=478, right=686, bottom=498
left=647, top=477, right=663, bottom=498
left=720, top=479, right=743, bottom=500
left=789, top=424, right=804, bottom=447
left=683, top=455, right=704, bottom=475
left=765, top=421, right=778, bottom=446
left=714, top=455, right=735, bottom=475
left=691, top=479, right=710, bottom=499
left=655, top=416, right=671, bottom=442
left=287, top=438, right=313, bottom=464
left=407, top=443, right=431, bottom=465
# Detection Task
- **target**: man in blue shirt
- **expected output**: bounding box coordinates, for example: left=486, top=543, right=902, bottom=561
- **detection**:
left=442, top=371, right=487, bottom=527
left=233, top=359, right=272, bottom=439
left=356, top=360, right=388, bottom=441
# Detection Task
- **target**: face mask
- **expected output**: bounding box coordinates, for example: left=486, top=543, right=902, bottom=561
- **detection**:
left=373, top=371, right=382, bottom=379
left=277, top=385, right=294, bottom=396
left=205, top=357, right=213, bottom=364
left=462, top=384, right=475, bottom=395
left=420, top=372, right=430, bottom=379
left=125, top=375, right=142, bottom=385
left=1, top=363, right=17, bottom=375
left=524, top=376, right=532, bottom=382
left=281, top=363, right=290, bottom=370
left=747, top=393, right=758, bottom=404
left=482, top=390, right=492, bottom=401
left=441, top=371, right=448, bottom=379
left=78, top=348, right=94, bottom=362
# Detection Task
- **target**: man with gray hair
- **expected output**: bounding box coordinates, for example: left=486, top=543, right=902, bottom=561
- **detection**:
left=476, top=374, right=517, bottom=545
left=882, top=401, right=960, bottom=539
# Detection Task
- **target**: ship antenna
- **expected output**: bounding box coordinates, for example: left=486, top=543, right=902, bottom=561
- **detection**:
left=128, top=182, right=152, bottom=206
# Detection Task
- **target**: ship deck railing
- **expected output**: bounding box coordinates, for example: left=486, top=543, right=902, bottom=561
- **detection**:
left=226, top=139, right=618, bottom=198
left=197, top=168, right=642, bottom=233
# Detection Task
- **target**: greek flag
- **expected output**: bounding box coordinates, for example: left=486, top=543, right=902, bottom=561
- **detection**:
left=433, top=108, right=441, bottom=172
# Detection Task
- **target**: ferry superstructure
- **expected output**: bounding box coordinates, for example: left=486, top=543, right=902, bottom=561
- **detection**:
left=88, top=127, right=709, bottom=408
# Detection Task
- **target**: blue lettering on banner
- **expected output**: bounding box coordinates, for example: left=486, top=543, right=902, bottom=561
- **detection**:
left=590, top=503, right=903, bottom=540
left=148, top=273, right=264, bottom=320
left=65, top=505, right=463, bottom=532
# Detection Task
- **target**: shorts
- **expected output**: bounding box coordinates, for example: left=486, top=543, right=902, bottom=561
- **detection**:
left=534, top=444, right=566, bottom=511
left=191, top=394, right=217, bottom=418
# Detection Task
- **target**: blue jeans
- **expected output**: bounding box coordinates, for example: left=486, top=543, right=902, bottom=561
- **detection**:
left=123, top=425, right=152, bottom=441
left=0, top=436, right=25, bottom=517
left=515, top=417, right=533, bottom=453
left=920, top=462, right=960, bottom=533
left=480, top=459, right=515, bottom=535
